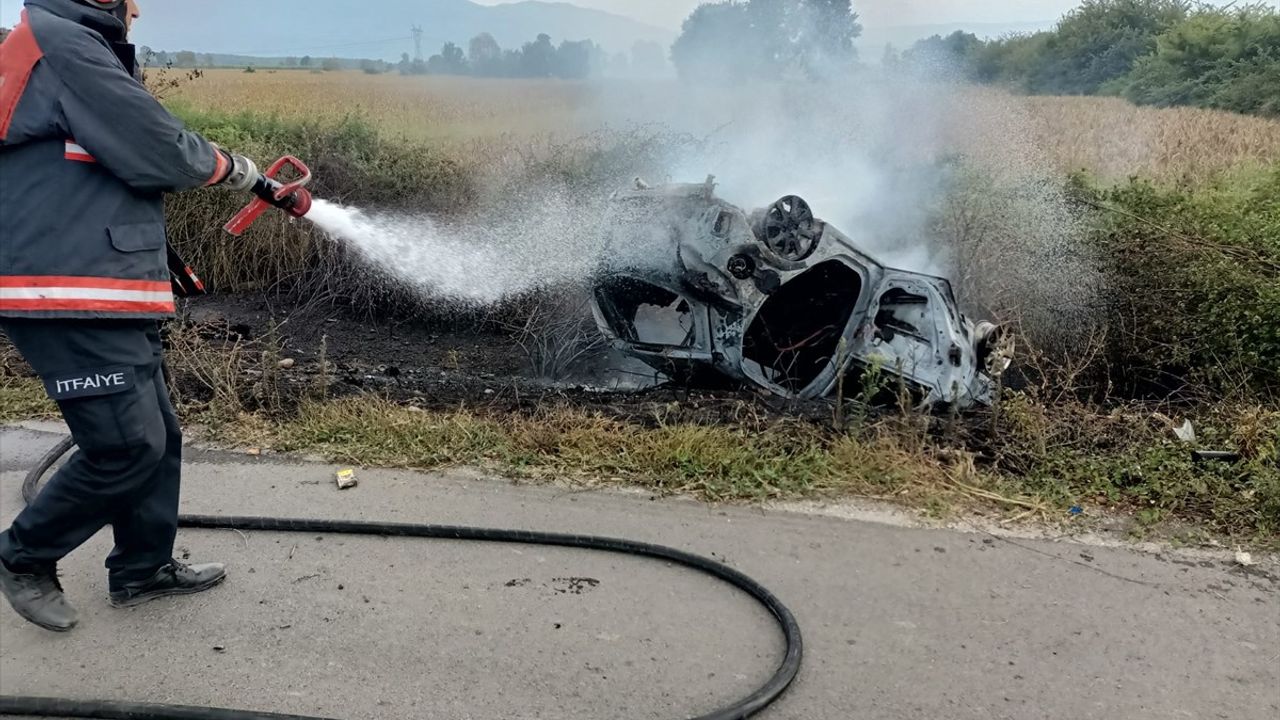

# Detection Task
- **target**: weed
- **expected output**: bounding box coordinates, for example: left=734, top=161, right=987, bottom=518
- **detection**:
left=498, top=291, right=606, bottom=381
left=0, top=376, right=56, bottom=424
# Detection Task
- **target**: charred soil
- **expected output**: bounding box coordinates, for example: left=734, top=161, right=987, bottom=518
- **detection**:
left=173, top=293, right=830, bottom=428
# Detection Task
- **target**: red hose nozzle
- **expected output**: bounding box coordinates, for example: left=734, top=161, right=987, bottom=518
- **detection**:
left=224, top=156, right=314, bottom=237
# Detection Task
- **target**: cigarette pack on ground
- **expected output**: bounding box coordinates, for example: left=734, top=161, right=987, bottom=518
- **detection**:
left=335, top=468, right=358, bottom=490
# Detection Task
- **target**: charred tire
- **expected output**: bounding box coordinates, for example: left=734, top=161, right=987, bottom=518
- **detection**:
left=759, top=196, right=820, bottom=263
left=3, top=436, right=804, bottom=720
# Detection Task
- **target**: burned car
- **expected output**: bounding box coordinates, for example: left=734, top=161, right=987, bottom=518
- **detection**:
left=589, top=177, right=1011, bottom=409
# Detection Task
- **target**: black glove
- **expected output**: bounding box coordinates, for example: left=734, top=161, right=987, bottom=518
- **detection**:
left=214, top=148, right=259, bottom=192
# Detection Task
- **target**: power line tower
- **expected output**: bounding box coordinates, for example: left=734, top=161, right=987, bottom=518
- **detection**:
left=411, top=25, right=424, bottom=62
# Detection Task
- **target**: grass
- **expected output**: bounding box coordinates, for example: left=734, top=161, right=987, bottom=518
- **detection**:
left=0, top=376, right=56, bottom=424
left=2, top=352, right=1276, bottom=539
left=1020, top=95, right=1280, bottom=183
left=241, top=394, right=1279, bottom=539
left=247, top=396, right=992, bottom=507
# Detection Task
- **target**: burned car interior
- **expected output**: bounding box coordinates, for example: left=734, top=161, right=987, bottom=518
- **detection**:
left=590, top=177, right=1011, bottom=410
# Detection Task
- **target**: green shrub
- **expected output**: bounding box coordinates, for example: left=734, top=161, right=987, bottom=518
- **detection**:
left=1075, top=167, right=1280, bottom=396
left=993, top=395, right=1280, bottom=536
left=1122, top=7, right=1280, bottom=117
left=959, top=2, right=1280, bottom=118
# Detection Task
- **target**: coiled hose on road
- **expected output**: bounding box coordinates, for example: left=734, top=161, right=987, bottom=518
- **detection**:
left=1, top=435, right=803, bottom=720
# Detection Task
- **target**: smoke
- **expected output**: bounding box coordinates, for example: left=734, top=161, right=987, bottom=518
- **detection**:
left=307, top=51, right=1100, bottom=346
left=567, top=64, right=1101, bottom=338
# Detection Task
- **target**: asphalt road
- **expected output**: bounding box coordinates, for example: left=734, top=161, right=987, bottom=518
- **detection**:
left=1, top=425, right=1277, bottom=720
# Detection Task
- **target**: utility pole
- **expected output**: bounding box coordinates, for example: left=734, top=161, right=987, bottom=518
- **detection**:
left=411, top=25, right=424, bottom=62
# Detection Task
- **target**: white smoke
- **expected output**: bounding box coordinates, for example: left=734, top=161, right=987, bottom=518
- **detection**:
left=307, top=61, right=1099, bottom=341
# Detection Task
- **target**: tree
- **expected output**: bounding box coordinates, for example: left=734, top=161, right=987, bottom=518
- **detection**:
left=881, top=43, right=901, bottom=70
left=611, top=51, right=631, bottom=76
left=1017, top=0, right=1189, bottom=94
left=174, top=50, right=197, bottom=68
left=321, top=57, right=342, bottom=71
left=589, top=42, right=610, bottom=77
left=631, top=40, right=667, bottom=76
left=969, top=31, right=1051, bottom=83
left=902, top=31, right=984, bottom=77
left=779, top=0, right=862, bottom=76
left=1122, top=6, right=1280, bottom=117
left=426, top=42, right=468, bottom=75
left=553, top=39, right=595, bottom=79
left=300, top=55, right=313, bottom=68
left=500, top=48, right=524, bottom=77
left=468, top=33, right=503, bottom=76
left=671, top=0, right=862, bottom=81
left=284, top=56, right=299, bottom=68
left=671, top=2, right=755, bottom=81
left=953, top=1, right=1278, bottom=118
left=520, top=33, right=556, bottom=77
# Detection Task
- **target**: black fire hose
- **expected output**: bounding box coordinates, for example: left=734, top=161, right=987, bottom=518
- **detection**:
left=1, top=436, right=804, bottom=720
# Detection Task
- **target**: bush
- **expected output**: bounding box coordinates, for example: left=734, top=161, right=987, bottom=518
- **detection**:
left=952, top=2, right=1280, bottom=118
left=1074, top=167, right=1280, bottom=397
left=1122, top=7, right=1280, bottom=117
left=991, top=395, right=1280, bottom=536
left=164, top=107, right=475, bottom=306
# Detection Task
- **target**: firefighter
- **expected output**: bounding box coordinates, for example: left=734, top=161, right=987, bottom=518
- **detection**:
left=0, top=0, right=262, bottom=631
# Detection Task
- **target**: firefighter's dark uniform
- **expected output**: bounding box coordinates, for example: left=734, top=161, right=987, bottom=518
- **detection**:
left=0, top=0, right=231, bottom=590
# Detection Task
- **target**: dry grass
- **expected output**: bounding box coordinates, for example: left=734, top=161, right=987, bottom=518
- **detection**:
left=172, top=70, right=1280, bottom=184
left=269, top=395, right=991, bottom=507
left=1022, top=95, right=1280, bottom=183
left=3, top=334, right=1276, bottom=537
left=168, top=70, right=590, bottom=143
left=0, top=343, right=57, bottom=423
left=0, top=376, right=57, bottom=423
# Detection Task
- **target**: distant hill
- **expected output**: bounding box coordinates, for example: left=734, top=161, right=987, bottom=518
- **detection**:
left=0, top=0, right=674, bottom=58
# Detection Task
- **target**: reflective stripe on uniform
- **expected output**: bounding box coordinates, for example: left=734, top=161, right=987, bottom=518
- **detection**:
left=65, top=140, right=97, bottom=163
left=204, top=149, right=229, bottom=186
left=0, top=276, right=174, bottom=313
left=0, top=11, right=45, bottom=142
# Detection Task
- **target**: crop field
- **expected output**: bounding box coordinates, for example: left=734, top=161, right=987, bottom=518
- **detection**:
left=170, top=69, right=1280, bottom=182
left=165, top=69, right=593, bottom=141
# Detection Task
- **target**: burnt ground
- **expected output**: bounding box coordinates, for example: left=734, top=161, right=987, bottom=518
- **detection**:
left=175, top=293, right=835, bottom=428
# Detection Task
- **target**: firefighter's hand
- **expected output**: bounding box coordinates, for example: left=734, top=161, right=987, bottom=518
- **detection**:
left=218, top=150, right=259, bottom=192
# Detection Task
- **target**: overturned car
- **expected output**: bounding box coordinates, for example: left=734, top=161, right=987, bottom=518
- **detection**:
left=589, top=177, right=1011, bottom=409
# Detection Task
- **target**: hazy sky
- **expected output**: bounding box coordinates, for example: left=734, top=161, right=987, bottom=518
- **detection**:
left=3, top=1, right=1274, bottom=40
left=475, top=0, right=1278, bottom=30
